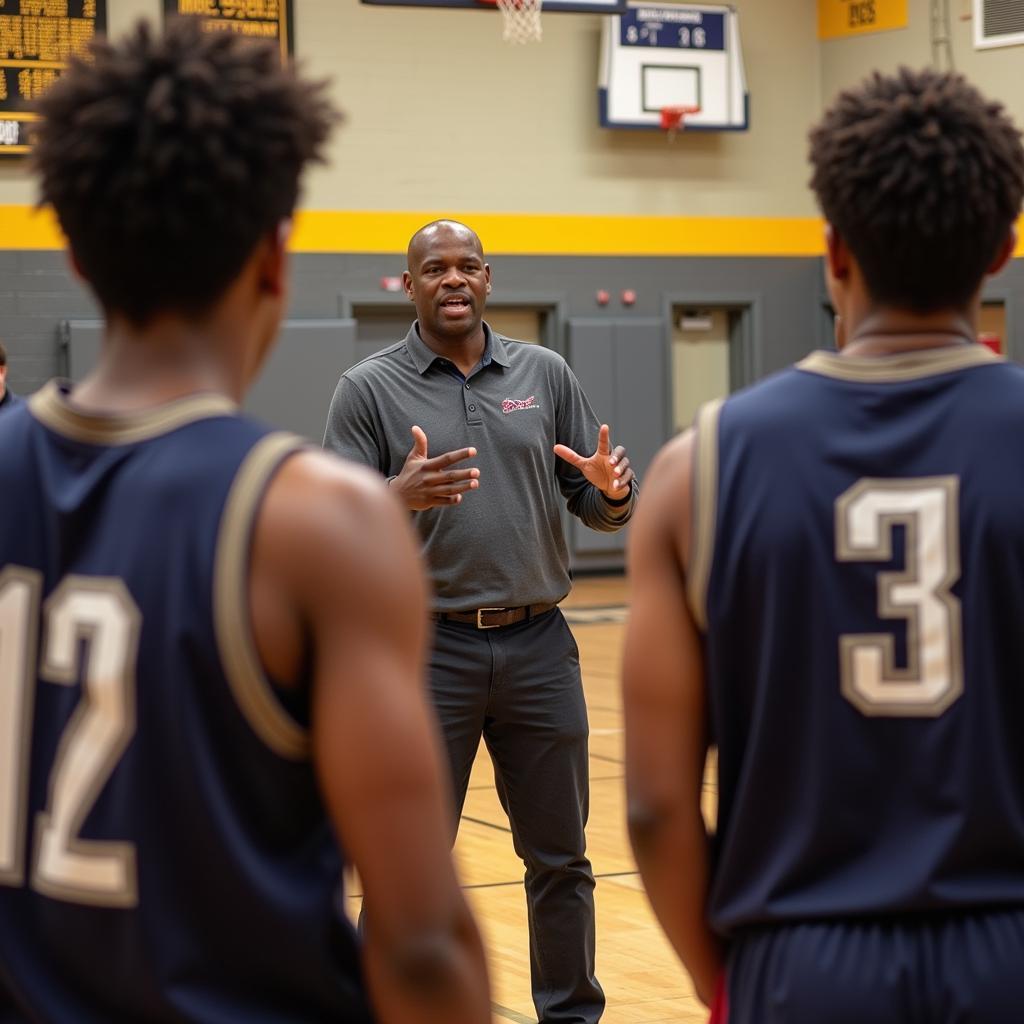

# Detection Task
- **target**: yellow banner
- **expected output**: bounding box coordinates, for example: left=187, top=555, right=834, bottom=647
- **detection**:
left=818, top=0, right=908, bottom=39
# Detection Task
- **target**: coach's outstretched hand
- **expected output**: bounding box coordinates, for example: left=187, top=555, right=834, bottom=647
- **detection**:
left=554, top=423, right=635, bottom=501
left=391, top=425, right=480, bottom=511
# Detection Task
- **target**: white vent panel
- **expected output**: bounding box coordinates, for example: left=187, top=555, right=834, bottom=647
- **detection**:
left=974, top=0, right=1024, bottom=49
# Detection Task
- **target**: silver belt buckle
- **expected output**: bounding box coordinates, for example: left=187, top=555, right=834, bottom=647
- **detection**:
left=476, top=607, right=505, bottom=629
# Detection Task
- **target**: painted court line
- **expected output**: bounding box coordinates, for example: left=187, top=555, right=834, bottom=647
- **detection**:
left=462, top=814, right=513, bottom=835
left=493, top=1002, right=537, bottom=1023
left=562, top=606, right=629, bottom=625
left=466, top=870, right=640, bottom=891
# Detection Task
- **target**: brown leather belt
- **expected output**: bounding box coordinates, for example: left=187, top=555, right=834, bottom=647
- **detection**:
left=432, top=602, right=557, bottom=630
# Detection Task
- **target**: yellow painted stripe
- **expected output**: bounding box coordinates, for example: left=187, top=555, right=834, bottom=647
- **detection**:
left=290, top=210, right=828, bottom=256
left=3, top=204, right=1024, bottom=258
left=0, top=205, right=64, bottom=248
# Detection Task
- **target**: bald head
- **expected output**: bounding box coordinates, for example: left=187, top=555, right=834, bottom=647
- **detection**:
left=407, top=220, right=484, bottom=267
left=402, top=219, right=491, bottom=346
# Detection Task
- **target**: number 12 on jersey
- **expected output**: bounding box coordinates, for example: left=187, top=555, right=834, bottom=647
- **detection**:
left=0, top=568, right=141, bottom=907
left=835, top=476, right=963, bottom=717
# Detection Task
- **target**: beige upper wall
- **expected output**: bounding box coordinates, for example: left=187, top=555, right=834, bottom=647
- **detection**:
left=5, top=3, right=1021, bottom=222
left=820, top=0, right=1024, bottom=128
left=294, top=0, right=822, bottom=216
left=0, top=0, right=823, bottom=218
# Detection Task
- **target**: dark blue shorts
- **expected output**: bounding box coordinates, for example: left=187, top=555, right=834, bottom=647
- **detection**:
left=723, top=912, right=1024, bottom=1023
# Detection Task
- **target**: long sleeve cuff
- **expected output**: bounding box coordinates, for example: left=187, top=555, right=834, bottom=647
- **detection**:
left=575, top=480, right=637, bottom=531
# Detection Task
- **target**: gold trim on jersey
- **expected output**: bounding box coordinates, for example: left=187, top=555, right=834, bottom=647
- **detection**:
left=214, top=433, right=311, bottom=761
left=28, top=381, right=237, bottom=446
left=797, top=345, right=999, bottom=383
left=0, top=567, right=42, bottom=889
left=687, top=398, right=724, bottom=633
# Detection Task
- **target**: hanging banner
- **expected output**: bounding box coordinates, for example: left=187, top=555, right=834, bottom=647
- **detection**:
left=0, top=1, right=107, bottom=157
left=818, top=0, right=908, bottom=40
left=163, top=1, right=293, bottom=61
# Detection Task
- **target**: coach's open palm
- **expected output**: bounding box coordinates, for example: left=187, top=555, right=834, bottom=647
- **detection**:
left=554, top=424, right=634, bottom=499
left=392, top=425, right=481, bottom=511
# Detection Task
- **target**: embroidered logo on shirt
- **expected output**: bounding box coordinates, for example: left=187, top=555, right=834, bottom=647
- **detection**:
left=502, top=396, right=540, bottom=414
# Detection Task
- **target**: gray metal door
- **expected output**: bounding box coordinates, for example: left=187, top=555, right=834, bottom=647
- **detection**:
left=245, top=320, right=357, bottom=441
left=566, top=317, right=668, bottom=565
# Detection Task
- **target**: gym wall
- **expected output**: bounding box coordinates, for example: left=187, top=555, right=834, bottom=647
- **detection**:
left=821, top=0, right=1024, bottom=129
left=2, top=0, right=823, bottom=406
left=1, top=0, right=1022, bottom=568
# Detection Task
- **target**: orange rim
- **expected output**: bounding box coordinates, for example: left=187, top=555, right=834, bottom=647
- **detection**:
left=660, top=105, right=701, bottom=132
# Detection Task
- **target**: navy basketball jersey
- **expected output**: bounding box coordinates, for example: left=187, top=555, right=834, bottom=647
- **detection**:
left=0, top=383, right=373, bottom=1023
left=689, top=345, right=1024, bottom=937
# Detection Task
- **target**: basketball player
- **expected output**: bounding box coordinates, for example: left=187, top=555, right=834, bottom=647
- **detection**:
left=623, top=68, right=1024, bottom=1021
left=0, top=20, right=489, bottom=1023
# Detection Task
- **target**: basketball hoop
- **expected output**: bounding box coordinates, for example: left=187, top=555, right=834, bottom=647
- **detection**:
left=660, top=105, right=701, bottom=141
left=478, top=0, right=542, bottom=44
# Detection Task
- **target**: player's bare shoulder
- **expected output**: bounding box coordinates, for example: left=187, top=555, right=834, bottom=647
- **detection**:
left=256, top=447, right=424, bottom=623
left=272, top=447, right=397, bottom=528
left=632, top=427, right=696, bottom=570
left=647, top=427, right=695, bottom=508
left=654, top=427, right=694, bottom=474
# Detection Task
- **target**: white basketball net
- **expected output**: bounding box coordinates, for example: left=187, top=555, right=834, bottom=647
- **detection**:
left=496, top=0, right=542, bottom=44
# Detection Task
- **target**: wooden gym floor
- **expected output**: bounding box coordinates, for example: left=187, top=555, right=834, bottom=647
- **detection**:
left=348, top=575, right=715, bottom=1023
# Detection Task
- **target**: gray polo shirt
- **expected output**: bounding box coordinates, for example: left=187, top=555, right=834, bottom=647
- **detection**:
left=323, top=322, right=636, bottom=610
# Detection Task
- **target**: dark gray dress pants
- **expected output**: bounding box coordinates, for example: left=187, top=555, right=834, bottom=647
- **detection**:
left=429, top=607, right=605, bottom=1024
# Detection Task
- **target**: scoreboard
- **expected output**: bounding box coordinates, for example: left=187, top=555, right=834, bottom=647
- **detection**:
left=163, top=1, right=293, bottom=61
left=0, top=1, right=106, bottom=157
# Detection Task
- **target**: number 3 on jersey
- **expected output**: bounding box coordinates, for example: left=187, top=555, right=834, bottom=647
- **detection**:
left=835, top=477, right=963, bottom=717
left=0, top=569, right=140, bottom=907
